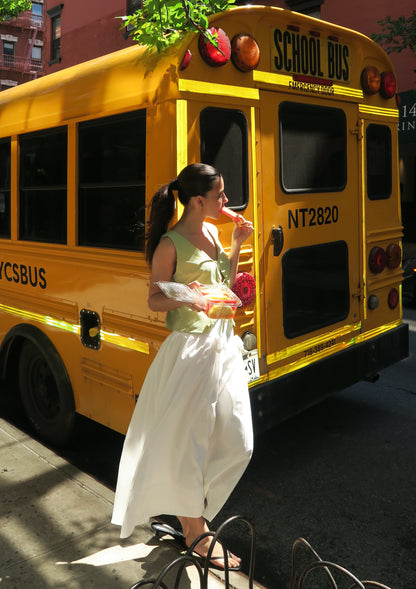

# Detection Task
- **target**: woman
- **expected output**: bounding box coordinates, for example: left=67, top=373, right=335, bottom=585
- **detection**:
left=112, top=163, right=254, bottom=570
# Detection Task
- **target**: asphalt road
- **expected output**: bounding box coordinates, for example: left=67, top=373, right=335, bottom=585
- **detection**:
left=214, top=307, right=416, bottom=589
left=2, top=309, right=416, bottom=588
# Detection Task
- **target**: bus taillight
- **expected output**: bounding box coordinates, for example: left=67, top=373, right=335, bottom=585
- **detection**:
left=231, top=33, right=260, bottom=72
left=386, top=243, right=402, bottom=269
left=380, top=71, right=396, bottom=98
left=361, top=66, right=381, bottom=95
left=199, top=28, right=231, bottom=67
left=361, top=66, right=396, bottom=99
left=179, top=49, right=192, bottom=71
left=369, top=246, right=386, bottom=274
left=388, top=288, right=399, bottom=309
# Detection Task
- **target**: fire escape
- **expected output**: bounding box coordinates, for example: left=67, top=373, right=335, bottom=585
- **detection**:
left=1, top=10, right=45, bottom=81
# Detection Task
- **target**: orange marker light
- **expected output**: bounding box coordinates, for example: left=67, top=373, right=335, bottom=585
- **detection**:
left=361, top=66, right=381, bottom=95
left=231, top=33, right=260, bottom=72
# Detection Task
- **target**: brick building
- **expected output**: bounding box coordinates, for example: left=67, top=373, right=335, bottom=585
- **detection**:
left=0, top=0, right=45, bottom=90
left=43, top=0, right=137, bottom=73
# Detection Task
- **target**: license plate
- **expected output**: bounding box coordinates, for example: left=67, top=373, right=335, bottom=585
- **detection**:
left=243, top=349, right=260, bottom=383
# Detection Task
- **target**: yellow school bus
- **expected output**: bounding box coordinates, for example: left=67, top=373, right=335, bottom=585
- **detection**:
left=0, top=6, right=408, bottom=443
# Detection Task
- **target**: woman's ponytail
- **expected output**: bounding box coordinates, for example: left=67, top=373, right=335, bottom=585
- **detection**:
left=145, top=164, right=220, bottom=265
left=145, top=182, right=176, bottom=265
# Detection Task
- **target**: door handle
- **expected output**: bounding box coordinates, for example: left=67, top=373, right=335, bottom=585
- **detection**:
left=271, top=226, right=284, bottom=257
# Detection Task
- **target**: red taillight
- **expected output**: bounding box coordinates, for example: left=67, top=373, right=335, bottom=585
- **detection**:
left=199, top=28, right=231, bottom=67
left=369, top=247, right=386, bottom=274
left=380, top=71, right=396, bottom=98
left=386, top=243, right=402, bottom=269
left=361, top=66, right=396, bottom=99
left=361, top=66, right=381, bottom=94
left=388, top=288, right=399, bottom=309
left=231, top=33, right=260, bottom=72
left=179, top=49, right=192, bottom=71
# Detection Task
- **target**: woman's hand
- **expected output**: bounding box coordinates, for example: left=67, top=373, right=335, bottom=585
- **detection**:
left=232, top=218, right=254, bottom=246
left=187, top=281, right=207, bottom=313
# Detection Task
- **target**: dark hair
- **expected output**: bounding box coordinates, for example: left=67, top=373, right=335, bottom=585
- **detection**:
left=145, top=163, right=220, bottom=265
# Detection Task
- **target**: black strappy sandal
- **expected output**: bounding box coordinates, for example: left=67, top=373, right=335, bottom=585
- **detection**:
left=151, top=521, right=187, bottom=550
left=151, top=521, right=242, bottom=572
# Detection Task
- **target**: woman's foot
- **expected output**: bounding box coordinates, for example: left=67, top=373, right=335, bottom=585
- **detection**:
left=177, top=516, right=241, bottom=570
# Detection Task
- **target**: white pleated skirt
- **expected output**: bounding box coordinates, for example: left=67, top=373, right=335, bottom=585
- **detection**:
left=111, top=320, right=253, bottom=539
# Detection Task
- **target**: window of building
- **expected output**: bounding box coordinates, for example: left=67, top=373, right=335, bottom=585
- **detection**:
left=285, top=0, right=323, bottom=18
left=200, top=107, right=249, bottom=210
left=0, top=79, right=17, bottom=91
left=51, top=15, right=61, bottom=61
left=279, top=101, right=347, bottom=193
left=127, top=0, right=142, bottom=14
left=47, top=4, right=63, bottom=64
left=19, top=127, right=67, bottom=244
left=31, top=45, right=42, bottom=60
left=32, top=2, right=43, bottom=26
left=78, top=110, right=146, bottom=251
left=2, top=41, right=15, bottom=68
left=124, top=1, right=142, bottom=36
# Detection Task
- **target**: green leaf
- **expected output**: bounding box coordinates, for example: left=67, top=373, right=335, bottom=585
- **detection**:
left=371, top=10, right=416, bottom=54
left=119, top=0, right=236, bottom=53
left=0, top=0, right=32, bottom=20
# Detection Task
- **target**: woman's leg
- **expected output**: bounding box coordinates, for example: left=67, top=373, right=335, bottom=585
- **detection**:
left=177, top=515, right=241, bottom=569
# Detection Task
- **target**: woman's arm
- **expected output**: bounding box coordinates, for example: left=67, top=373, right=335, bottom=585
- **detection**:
left=228, top=220, right=254, bottom=287
left=148, top=237, right=206, bottom=312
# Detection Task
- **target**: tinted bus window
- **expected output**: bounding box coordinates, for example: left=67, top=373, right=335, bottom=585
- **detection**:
left=279, top=102, right=347, bottom=193
left=282, top=241, right=350, bottom=338
left=366, top=124, right=392, bottom=200
left=78, top=110, right=146, bottom=251
left=200, top=107, right=249, bottom=209
left=19, top=127, right=67, bottom=243
left=0, top=137, right=11, bottom=238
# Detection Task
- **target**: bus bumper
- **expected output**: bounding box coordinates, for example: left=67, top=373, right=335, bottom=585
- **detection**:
left=250, top=323, right=409, bottom=435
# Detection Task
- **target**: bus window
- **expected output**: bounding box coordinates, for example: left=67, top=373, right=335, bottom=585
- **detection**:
left=19, top=127, right=67, bottom=244
left=366, top=124, right=392, bottom=200
left=200, top=107, right=249, bottom=209
left=0, top=137, right=11, bottom=238
left=279, top=102, right=347, bottom=193
left=282, top=241, right=350, bottom=338
left=78, top=110, right=146, bottom=251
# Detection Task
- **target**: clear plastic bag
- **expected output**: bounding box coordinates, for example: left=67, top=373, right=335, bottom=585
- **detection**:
left=156, top=281, right=242, bottom=319
left=155, top=281, right=201, bottom=305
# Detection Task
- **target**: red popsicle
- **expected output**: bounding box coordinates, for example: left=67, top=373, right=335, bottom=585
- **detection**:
left=221, top=206, right=245, bottom=224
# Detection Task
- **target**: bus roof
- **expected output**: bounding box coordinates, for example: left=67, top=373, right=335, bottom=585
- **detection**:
left=0, top=6, right=395, bottom=137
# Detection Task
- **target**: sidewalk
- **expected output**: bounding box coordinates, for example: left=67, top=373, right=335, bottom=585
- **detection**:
left=0, top=417, right=263, bottom=589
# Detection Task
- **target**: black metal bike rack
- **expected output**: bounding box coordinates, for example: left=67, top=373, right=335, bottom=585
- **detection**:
left=289, top=537, right=392, bottom=589
left=129, top=515, right=256, bottom=589
left=129, top=518, right=392, bottom=589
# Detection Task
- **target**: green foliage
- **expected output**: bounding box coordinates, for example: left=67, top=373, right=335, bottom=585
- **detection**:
left=371, top=11, right=416, bottom=54
left=0, top=0, right=32, bottom=21
left=120, top=0, right=235, bottom=52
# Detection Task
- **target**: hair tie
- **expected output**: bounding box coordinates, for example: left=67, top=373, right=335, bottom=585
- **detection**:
left=169, top=179, right=179, bottom=191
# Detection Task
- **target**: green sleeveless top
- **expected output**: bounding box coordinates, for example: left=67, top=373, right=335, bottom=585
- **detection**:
left=163, top=223, right=231, bottom=333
